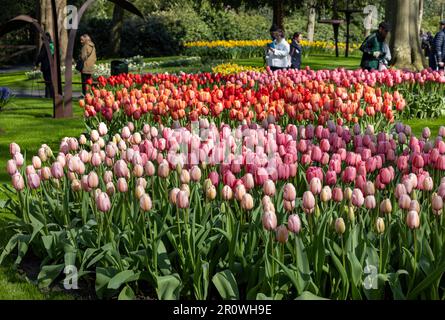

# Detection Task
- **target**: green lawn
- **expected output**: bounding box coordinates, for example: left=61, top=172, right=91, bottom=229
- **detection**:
left=0, top=54, right=442, bottom=300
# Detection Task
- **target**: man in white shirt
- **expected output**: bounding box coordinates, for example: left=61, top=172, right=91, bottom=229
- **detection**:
left=266, top=28, right=291, bottom=71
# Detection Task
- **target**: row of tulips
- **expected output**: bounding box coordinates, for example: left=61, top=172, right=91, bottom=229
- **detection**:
left=88, top=67, right=445, bottom=120
left=81, top=76, right=405, bottom=134
left=2, top=119, right=445, bottom=299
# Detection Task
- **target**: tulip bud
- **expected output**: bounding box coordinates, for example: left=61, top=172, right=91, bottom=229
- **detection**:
left=262, top=211, right=277, bottom=230
left=376, top=217, right=385, bottom=234
left=27, top=173, right=41, bottom=189
left=365, top=195, right=376, bottom=209
left=348, top=205, right=355, bottom=222
left=32, top=156, right=42, bottom=170
left=180, top=169, right=190, bottom=185
left=410, top=200, right=420, bottom=213
left=169, top=188, right=180, bottom=205
left=332, top=187, right=343, bottom=202
left=106, top=182, right=115, bottom=196
left=423, top=176, right=434, bottom=191
left=302, top=191, right=316, bottom=214
left=283, top=183, right=296, bottom=201
left=190, top=166, right=202, bottom=182
left=176, top=190, right=189, bottom=209
left=335, top=217, right=346, bottom=235
left=263, top=179, right=276, bottom=197
left=158, top=162, right=170, bottom=178
left=6, top=159, right=17, bottom=176
left=398, top=194, right=411, bottom=210
left=432, top=193, right=443, bottom=215
left=276, top=225, right=289, bottom=243
left=222, top=185, right=233, bottom=201
left=11, top=173, right=25, bottom=191
left=96, top=192, right=111, bottom=212
left=71, top=179, right=81, bottom=192
left=133, top=164, right=144, bottom=178
left=87, top=171, right=99, bottom=189
left=406, top=210, right=420, bottom=229
left=235, top=184, right=247, bottom=202
left=380, top=199, right=392, bottom=214
left=309, top=177, right=322, bottom=195
left=241, top=193, right=254, bottom=210
left=140, top=194, right=152, bottom=211
left=344, top=187, right=353, bottom=202
left=206, top=185, right=217, bottom=200
left=135, top=185, right=145, bottom=199
left=283, top=200, right=295, bottom=212
left=117, top=177, right=128, bottom=193
left=320, top=186, right=332, bottom=202
left=288, top=214, right=301, bottom=234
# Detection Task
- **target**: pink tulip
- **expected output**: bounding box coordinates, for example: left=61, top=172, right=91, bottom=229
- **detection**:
left=332, top=187, right=343, bottom=202
left=262, top=211, right=277, bottom=231
left=351, top=188, right=364, bottom=207
left=32, top=156, right=42, bottom=170
left=241, top=193, right=254, bottom=210
left=176, top=190, right=189, bottom=208
left=6, top=159, right=17, bottom=176
left=117, top=177, right=128, bottom=193
left=140, top=194, right=153, bottom=211
left=27, top=173, right=40, bottom=189
left=283, top=183, right=296, bottom=201
left=288, top=214, right=301, bottom=233
left=96, top=192, right=111, bottom=212
left=263, top=179, right=276, bottom=197
left=88, top=171, right=99, bottom=189
left=406, top=210, right=420, bottom=229
left=365, top=195, right=376, bottom=209
left=398, top=194, right=411, bottom=210
left=302, top=191, right=316, bottom=214
left=208, top=171, right=219, bottom=186
left=276, top=225, right=289, bottom=243
left=114, top=160, right=129, bottom=178
left=11, top=173, right=25, bottom=191
left=13, top=153, right=24, bottom=167
left=9, top=142, right=20, bottom=156
left=222, top=185, right=233, bottom=200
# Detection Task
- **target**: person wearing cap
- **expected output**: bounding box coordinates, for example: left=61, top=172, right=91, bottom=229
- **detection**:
left=430, top=20, right=445, bottom=70
left=359, top=22, right=391, bottom=71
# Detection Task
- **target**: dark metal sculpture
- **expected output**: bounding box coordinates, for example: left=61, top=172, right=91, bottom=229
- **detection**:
left=0, top=0, right=143, bottom=118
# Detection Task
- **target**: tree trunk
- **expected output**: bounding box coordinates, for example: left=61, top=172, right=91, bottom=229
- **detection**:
left=111, top=4, right=124, bottom=56
left=56, top=0, right=67, bottom=64
left=307, top=0, right=316, bottom=42
left=272, top=0, right=284, bottom=31
left=386, top=0, right=425, bottom=71
left=418, top=0, right=423, bottom=35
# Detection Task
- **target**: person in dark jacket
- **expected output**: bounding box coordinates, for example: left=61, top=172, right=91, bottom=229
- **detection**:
left=360, top=22, right=391, bottom=71
left=35, top=32, right=54, bottom=98
left=290, top=32, right=303, bottom=70
left=430, top=20, right=445, bottom=70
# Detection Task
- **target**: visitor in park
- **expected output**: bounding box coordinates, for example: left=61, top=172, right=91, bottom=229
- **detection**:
left=78, top=34, right=97, bottom=96
left=290, top=32, right=303, bottom=70
left=430, top=20, right=445, bottom=70
left=35, top=32, right=54, bottom=98
left=379, top=42, right=391, bottom=71
left=359, top=21, right=391, bottom=71
left=421, top=31, right=433, bottom=58
left=265, top=28, right=290, bottom=72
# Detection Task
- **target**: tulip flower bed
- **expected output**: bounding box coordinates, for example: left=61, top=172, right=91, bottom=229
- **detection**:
left=2, top=116, right=445, bottom=300
left=82, top=69, right=411, bottom=135
left=81, top=67, right=445, bottom=133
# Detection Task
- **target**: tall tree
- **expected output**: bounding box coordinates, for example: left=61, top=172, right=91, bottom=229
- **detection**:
left=386, top=0, right=425, bottom=70
left=40, top=0, right=67, bottom=63
left=307, top=0, right=317, bottom=41
left=111, top=4, right=124, bottom=56
left=272, top=0, right=284, bottom=29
